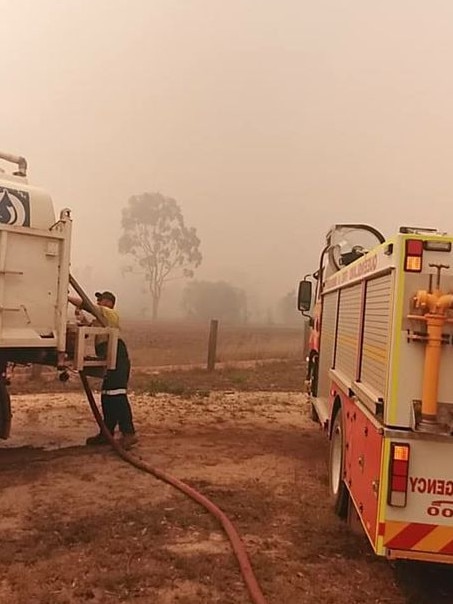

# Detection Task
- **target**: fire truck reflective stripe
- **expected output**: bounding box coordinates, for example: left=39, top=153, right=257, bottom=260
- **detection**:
left=384, top=521, right=453, bottom=554
left=383, top=520, right=407, bottom=544
left=440, top=539, right=453, bottom=554
left=385, top=522, right=434, bottom=550
left=414, top=526, right=453, bottom=553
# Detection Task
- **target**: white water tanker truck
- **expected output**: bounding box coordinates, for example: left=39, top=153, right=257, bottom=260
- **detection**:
left=0, top=150, right=118, bottom=439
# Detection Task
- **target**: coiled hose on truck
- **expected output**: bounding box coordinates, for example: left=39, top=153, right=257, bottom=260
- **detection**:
left=79, top=371, right=268, bottom=604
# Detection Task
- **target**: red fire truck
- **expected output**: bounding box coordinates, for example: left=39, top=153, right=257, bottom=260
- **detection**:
left=298, top=224, right=453, bottom=564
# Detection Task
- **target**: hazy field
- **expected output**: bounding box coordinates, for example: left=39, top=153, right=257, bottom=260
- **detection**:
left=9, top=321, right=307, bottom=390
left=123, top=320, right=306, bottom=368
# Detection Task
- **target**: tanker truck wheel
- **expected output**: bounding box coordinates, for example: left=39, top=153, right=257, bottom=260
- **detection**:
left=0, top=379, right=12, bottom=439
left=329, top=408, right=349, bottom=518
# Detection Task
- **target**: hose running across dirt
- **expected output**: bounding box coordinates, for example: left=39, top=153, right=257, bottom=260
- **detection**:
left=79, top=371, right=268, bottom=604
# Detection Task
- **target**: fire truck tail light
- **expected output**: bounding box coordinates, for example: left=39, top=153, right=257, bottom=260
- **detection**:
left=393, top=445, right=409, bottom=461
left=391, top=474, right=408, bottom=491
left=404, top=239, right=423, bottom=273
left=388, top=442, right=410, bottom=508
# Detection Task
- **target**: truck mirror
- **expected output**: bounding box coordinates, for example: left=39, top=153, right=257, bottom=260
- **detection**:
left=298, top=280, right=312, bottom=312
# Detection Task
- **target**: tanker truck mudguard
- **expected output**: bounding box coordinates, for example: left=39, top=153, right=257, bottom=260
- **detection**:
left=299, top=223, right=453, bottom=565
left=0, top=151, right=118, bottom=439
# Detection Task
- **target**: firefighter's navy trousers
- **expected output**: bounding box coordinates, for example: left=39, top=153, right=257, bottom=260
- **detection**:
left=97, top=339, right=135, bottom=435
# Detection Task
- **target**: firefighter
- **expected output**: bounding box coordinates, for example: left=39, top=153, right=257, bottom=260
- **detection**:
left=69, top=290, right=138, bottom=449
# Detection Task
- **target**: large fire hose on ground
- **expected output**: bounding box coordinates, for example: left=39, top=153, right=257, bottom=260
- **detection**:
left=79, top=371, right=268, bottom=604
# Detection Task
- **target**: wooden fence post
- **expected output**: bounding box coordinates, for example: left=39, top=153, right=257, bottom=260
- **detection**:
left=207, top=319, right=219, bottom=371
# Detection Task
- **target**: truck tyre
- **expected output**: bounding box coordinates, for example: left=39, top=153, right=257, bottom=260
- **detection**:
left=0, top=379, right=11, bottom=439
left=329, top=408, right=349, bottom=518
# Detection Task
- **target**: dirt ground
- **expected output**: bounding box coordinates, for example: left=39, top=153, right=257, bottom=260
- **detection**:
left=2, top=364, right=453, bottom=603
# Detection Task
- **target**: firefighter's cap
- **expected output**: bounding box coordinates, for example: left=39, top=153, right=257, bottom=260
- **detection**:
left=95, top=291, right=116, bottom=306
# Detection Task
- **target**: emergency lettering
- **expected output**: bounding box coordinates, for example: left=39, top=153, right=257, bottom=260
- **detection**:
left=409, top=476, right=453, bottom=496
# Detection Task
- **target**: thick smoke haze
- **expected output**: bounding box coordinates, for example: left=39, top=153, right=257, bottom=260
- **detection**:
left=2, top=1, right=453, bottom=318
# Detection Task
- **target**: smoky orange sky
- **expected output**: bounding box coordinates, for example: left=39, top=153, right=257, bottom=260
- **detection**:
left=2, top=1, right=453, bottom=318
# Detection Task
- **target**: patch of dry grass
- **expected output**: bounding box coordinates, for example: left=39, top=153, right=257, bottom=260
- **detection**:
left=10, top=359, right=306, bottom=396
left=9, top=321, right=306, bottom=392
left=124, top=320, right=305, bottom=367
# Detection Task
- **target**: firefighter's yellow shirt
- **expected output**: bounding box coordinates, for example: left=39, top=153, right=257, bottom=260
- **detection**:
left=98, top=306, right=120, bottom=328
left=95, top=306, right=120, bottom=347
